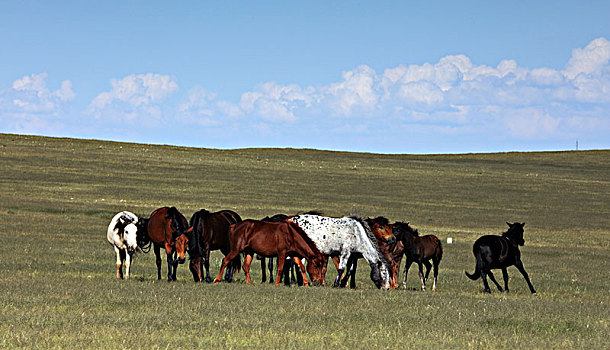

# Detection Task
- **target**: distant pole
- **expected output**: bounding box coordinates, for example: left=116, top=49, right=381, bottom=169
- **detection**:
left=576, top=139, right=579, bottom=151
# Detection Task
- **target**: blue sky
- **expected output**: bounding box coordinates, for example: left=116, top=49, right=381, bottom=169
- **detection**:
left=1, top=1, right=609, bottom=154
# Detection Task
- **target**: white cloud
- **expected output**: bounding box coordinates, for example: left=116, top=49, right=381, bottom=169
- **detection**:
left=88, top=73, right=178, bottom=120
left=563, top=37, right=610, bottom=79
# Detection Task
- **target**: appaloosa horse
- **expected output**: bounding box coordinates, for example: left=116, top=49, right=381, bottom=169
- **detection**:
left=466, top=222, right=536, bottom=294
left=213, top=219, right=325, bottom=286
left=289, top=214, right=391, bottom=290
left=147, top=207, right=189, bottom=281
left=392, top=221, right=443, bottom=291
left=338, top=216, right=397, bottom=289
left=186, top=209, right=242, bottom=283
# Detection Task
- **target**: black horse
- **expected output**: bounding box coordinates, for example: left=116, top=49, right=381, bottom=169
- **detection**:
left=466, top=222, right=536, bottom=294
left=259, top=214, right=303, bottom=286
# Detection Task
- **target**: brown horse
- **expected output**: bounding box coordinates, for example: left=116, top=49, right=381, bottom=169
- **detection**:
left=392, top=221, right=443, bottom=291
left=147, top=207, right=189, bottom=281
left=185, top=209, right=242, bottom=283
left=213, top=220, right=325, bottom=286
left=337, top=216, right=397, bottom=288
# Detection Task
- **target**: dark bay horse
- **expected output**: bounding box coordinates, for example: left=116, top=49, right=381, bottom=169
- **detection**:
left=147, top=207, right=189, bottom=281
left=338, top=216, right=397, bottom=289
left=466, top=222, right=536, bottom=294
left=392, top=222, right=443, bottom=291
left=213, top=220, right=325, bottom=286
left=185, top=209, right=242, bottom=283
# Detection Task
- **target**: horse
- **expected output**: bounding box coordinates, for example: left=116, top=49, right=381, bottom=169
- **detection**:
left=258, top=214, right=303, bottom=286
left=147, top=207, right=189, bottom=281
left=392, top=221, right=443, bottom=291
left=337, top=216, right=397, bottom=289
left=466, top=222, right=536, bottom=294
left=289, top=214, right=391, bottom=290
left=107, top=211, right=144, bottom=279
left=213, top=219, right=325, bottom=286
left=185, top=209, right=242, bottom=283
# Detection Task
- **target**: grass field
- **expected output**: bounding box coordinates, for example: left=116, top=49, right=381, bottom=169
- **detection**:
left=0, top=133, right=608, bottom=349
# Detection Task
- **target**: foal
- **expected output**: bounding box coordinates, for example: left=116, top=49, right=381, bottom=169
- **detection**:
left=392, top=222, right=443, bottom=291
left=466, top=222, right=536, bottom=294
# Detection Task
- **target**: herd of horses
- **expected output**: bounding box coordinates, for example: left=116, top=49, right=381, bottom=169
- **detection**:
left=107, top=207, right=536, bottom=293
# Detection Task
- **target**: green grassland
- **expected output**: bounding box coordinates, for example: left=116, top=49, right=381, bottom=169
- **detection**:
left=0, top=133, right=608, bottom=349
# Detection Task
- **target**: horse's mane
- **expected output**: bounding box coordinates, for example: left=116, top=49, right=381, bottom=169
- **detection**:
left=302, top=210, right=324, bottom=216
left=188, top=210, right=208, bottom=257
left=136, top=218, right=151, bottom=253
left=289, top=221, right=322, bottom=255
left=351, top=216, right=390, bottom=269
left=261, top=214, right=288, bottom=222
left=369, top=216, right=390, bottom=226
left=167, top=207, right=187, bottom=237
left=394, top=221, right=419, bottom=237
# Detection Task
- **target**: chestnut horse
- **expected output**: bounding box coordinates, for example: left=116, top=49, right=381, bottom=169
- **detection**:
left=213, top=220, right=325, bottom=286
left=392, top=222, right=443, bottom=291
left=337, top=216, right=397, bottom=289
left=147, top=207, right=189, bottom=281
left=258, top=214, right=303, bottom=286
left=186, top=209, right=242, bottom=283
left=466, top=222, right=536, bottom=294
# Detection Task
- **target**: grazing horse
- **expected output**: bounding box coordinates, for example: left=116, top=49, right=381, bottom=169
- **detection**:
left=107, top=211, right=143, bottom=279
left=338, top=216, right=397, bottom=289
left=147, top=207, right=189, bottom=281
left=466, top=222, right=536, bottom=294
left=213, top=220, right=325, bottom=286
left=289, top=214, right=391, bottom=290
left=186, top=209, right=242, bottom=283
left=392, top=222, right=443, bottom=291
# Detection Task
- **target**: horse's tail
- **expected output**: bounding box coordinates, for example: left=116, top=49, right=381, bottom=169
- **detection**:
left=465, top=253, right=482, bottom=280
left=230, top=255, right=242, bottom=274
left=136, top=218, right=152, bottom=253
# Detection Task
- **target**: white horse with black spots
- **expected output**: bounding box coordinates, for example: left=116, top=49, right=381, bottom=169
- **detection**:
left=107, top=211, right=139, bottom=279
left=289, top=214, right=391, bottom=290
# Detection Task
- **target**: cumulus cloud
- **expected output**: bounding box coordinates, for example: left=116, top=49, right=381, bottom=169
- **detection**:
left=0, top=73, right=75, bottom=133
left=87, top=73, right=178, bottom=121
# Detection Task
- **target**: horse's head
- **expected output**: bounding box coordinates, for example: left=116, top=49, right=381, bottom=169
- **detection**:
left=368, top=217, right=395, bottom=244
left=174, top=233, right=189, bottom=264
left=369, top=261, right=391, bottom=290
left=123, top=223, right=139, bottom=254
left=393, top=221, right=417, bottom=244
left=306, top=255, right=326, bottom=286
left=505, top=222, right=526, bottom=246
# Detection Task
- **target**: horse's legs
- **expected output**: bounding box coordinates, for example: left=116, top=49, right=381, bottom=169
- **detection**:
left=114, top=247, right=123, bottom=279
left=487, top=270, right=503, bottom=292
left=293, top=257, right=309, bottom=286
left=340, top=258, right=353, bottom=288
left=321, top=255, right=329, bottom=286
left=333, top=254, right=349, bottom=287
left=282, top=258, right=290, bottom=285
left=125, top=251, right=132, bottom=280
left=260, top=257, right=267, bottom=283
left=154, top=244, right=162, bottom=280
left=515, top=260, right=537, bottom=294
left=417, top=262, right=426, bottom=291
left=275, top=254, right=286, bottom=286
left=166, top=251, right=175, bottom=281
left=203, top=250, right=212, bottom=283
left=213, top=250, right=239, bottom=284
left=480, top=270, right=492, bottom=293
left=242, top=254, right=253, bottom=285
left=501, top=268, right=509, bottom=293
left=432, top=258, right=439, bottom=291
left=268, top=257, right=275, bottom=284
left=402, top=260, right=412, bottom=289
left=423, top=260, right=432, bottom=283
left=349, top=259, right=357, bottom=289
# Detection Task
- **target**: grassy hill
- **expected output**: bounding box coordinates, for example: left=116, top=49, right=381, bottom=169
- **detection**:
left=1, top=133, right=608, bottom=348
